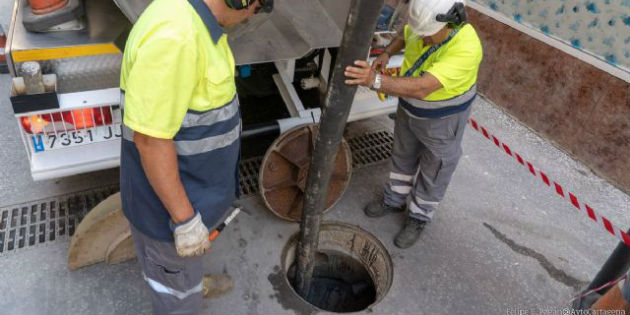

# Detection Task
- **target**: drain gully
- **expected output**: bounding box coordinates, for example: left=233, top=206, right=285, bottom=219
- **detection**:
left=349, top=130, right=394, bottom=169
left=0, top=185, right=119, bottom=254
left=239, top=156, right=263, bottom=196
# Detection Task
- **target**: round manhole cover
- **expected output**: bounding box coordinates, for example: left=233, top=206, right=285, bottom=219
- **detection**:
left=259, top=124, right=352, bottom=222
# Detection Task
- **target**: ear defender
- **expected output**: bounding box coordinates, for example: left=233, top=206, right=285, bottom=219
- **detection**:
left=435, top=2, right=467, bottom=26
left=224, top=0, right=255, bottom=10
left=224, top=0, right=273, bottom=13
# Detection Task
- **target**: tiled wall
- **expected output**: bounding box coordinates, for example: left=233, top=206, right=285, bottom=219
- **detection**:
left=469, top=8, right=630, bottom=192
left=470, top=0, right=630, bottom=71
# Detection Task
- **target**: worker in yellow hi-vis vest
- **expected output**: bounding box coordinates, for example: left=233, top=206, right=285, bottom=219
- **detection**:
left=345, top=0, right=482, bottom=249
left=120, top=0, right=271, bottom=314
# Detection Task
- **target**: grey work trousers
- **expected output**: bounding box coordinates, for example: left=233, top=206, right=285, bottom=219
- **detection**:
left=131, top=225, right=204, bottom=315
left=384, top=104, right=472, bottom=222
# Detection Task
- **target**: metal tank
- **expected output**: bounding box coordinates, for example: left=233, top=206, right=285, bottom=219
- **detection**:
left=113, top=0, right=352, bottom=64
left=7, top=0, right=351, bottom=93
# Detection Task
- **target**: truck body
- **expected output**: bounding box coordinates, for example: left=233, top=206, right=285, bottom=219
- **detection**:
left=4, top=0, right=402, bottom=181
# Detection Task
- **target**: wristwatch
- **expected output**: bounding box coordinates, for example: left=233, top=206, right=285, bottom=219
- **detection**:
left=372, top=73, right=383, bottom=91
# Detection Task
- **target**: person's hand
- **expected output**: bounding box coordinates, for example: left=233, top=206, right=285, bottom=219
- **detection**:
left=372, top=52, right=390, bottom=72
left=173, top=212, right=211, bottom=257
left=345, top=60, right=377, bottom=88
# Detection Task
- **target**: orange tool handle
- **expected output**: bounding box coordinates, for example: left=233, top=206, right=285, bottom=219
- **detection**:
left=209, top=230, right=220, bottom=242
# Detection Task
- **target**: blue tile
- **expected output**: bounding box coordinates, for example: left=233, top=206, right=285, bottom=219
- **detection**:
left=586, top=2, right=599, bottom=13
left=513, top=13, right=523, bottom=22
left=570, top=38, right=581, bottom=48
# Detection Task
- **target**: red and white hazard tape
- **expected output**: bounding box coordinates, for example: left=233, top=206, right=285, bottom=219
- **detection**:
left=468, top=118, right=630, bottom=248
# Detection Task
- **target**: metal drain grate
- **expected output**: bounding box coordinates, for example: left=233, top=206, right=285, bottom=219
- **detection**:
left=0, top=130, right=393, bottom=254
left=237, top=130, right=394, bottom=196
left=0, top=186, right=119, bottom=254
left=239, top=156, right=263, bottom=196
left=349, top=130, right=394, bottom=169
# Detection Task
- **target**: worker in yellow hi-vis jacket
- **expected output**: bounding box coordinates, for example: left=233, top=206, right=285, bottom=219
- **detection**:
left=345, top=0, right=482, bottom=249
left=119, top=0, right=271, bottom=314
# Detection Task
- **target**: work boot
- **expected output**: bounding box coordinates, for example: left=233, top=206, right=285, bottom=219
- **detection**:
left=364, top=200, right=404, bottom=217
left=203, top=274, right=233, bottom=299
left=394, top=218, right=427, bottom=249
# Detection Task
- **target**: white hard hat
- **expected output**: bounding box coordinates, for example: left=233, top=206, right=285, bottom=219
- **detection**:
left=408, top=0, right=466, bottom=37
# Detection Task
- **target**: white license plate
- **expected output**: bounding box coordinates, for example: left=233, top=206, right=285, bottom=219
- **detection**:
left=30, top=124, right=122, bottom=153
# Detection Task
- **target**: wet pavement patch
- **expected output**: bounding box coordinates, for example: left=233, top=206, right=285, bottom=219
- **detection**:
left=268, top=265, right=317, bottom=315
left=483, top=222, right=588, bottom=290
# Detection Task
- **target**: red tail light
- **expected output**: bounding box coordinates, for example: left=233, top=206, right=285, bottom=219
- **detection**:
left=0, top=25, right=7, bottom=65
left=20, top=107, right=114, bottom=134
left=29, top=0, right=69, bottom=15
left=20, top=115, right=49, bottom=134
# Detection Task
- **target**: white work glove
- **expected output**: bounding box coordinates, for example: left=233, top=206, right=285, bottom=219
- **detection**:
left=173, top=212, right=211, bottom=257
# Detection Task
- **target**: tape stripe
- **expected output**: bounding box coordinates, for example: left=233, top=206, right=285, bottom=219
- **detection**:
left=602, top=217, right=615, bottom=236
left=585, top=204, right=597, bottom=222
left=526, top=162, right=536, bottom=176
left=11, top=43, right=121, bottom=62
left=390, top=185, right=412, bottom=194
left=492, top=135, right=500, bottom=147
left=540, top=171, right=551, bottom=186
left=471, top=119, right=479, bottom=130
left=554, top=182, right=565, bottom=197
left=502, top=143, right=512, bottom=156
left=569, top=193, right=580, bottom=210
left=515, top=153, right=525, bottom=165
left=481, top=127, right=490, bottom=139
left=143, top=274, right=203, bottom=300
left=468, top=118, right=629, bottom=248
left=389, top=172, right=414, bottom=182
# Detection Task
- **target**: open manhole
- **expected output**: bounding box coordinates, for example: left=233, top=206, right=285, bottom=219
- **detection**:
left=281, top=222, right=393, bottom=313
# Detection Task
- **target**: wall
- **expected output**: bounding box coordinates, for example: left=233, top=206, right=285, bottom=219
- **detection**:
left=469, top=7, right=630, bottom=193
left=470, top=0, right=630, bottom=72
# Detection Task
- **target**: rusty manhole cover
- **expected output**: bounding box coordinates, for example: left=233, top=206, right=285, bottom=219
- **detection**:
left=259, top=124, right=352, bottom=222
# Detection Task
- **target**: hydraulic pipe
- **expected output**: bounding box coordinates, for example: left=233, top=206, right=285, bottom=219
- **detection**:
left=293, top=0, right=384, bottom=298
left=241, top=121, right=279, bottom=139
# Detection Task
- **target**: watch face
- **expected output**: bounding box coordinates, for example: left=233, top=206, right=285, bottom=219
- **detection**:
left=373, top=75, right=382, bottom=90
